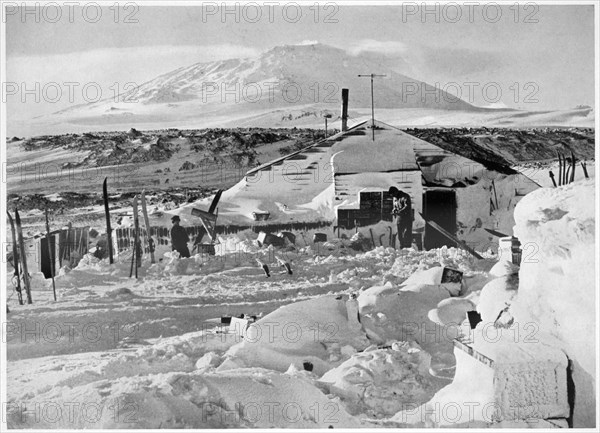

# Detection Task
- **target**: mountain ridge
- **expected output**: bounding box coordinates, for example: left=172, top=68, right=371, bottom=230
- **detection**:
left=55, top=43, right=479, bottom=114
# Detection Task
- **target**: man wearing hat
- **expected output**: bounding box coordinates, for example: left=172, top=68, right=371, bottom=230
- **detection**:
left=389, top=186, right=413, bottom=248
left=170, top=215, right=190, bottom=258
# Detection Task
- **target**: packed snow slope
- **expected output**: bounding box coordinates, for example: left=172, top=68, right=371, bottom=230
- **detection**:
left=7, top=236, right=499, bottom=428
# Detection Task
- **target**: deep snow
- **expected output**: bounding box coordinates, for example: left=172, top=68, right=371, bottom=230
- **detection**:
left=6, top=237, right=490, bottom=428
left=4, top=181, right=596, bottom=429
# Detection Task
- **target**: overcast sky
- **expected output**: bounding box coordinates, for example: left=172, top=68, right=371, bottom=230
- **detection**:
left=4, top=3, right=596, bottom=120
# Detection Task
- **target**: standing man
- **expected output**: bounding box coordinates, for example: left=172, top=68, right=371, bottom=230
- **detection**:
left=389, top=186, right=413, bottom=248
left=170, top=215, right=190, bottom=258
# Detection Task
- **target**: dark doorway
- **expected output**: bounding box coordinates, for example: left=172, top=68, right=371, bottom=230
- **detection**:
left=423, top=189, right=457, bottom=249
left=40, top=236, right=56, bottom=279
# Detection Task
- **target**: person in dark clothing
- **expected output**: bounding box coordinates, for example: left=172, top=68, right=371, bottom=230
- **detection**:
left=170, top=215, right=191, bottom=258
left=389, top=186, right=413, bottom=248
left=93, top=238, right=109, bottom=260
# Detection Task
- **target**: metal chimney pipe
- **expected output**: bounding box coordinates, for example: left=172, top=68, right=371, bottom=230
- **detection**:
left=341, top=88, right=349, bottom=131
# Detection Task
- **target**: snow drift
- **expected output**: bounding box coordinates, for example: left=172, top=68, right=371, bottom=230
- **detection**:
left=396, top=180, right=596, bottom=428
left=512, top=179, right=596, bottom=427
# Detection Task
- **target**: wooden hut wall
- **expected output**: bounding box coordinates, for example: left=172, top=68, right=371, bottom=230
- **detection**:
left=57, top=227, right=90, bottom=265
left=337, top=191, right=394, bottom=229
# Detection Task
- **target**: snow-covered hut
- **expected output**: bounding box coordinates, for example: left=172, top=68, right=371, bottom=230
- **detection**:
left=186, top=120, right=540, bottom=251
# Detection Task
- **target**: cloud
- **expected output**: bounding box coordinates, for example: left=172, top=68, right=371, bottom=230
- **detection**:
left=298, top=40, right=320, bottom=45
left=7, top=43, right=260, bottom=81
left=347, top=39, right=408, bottom=57
left=485, top=101, right=510, bottom=109
left=6, top=43, right=261, bottom=119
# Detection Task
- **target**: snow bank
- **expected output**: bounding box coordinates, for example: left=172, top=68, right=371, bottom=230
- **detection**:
left=29, top=271, right=51, bottom=291
left=53, top=253, right=127, bottom=290
left=394, top=180, right=596, bottom=428
left=400, top=266, right=463, bottom=296
left=394, top=331, right=569, bottom=428
left=357, top=266, right=466, bottom=367
left=319, top=342, right=447, bottom=418
left=512, top=180, right=596, bottom=427
left=7, top=368, right=361, bottom=428
left=476, top=274, right=518, bottom=325
left=6, top=324, right=362, bottom=429
left=488, top=259, right=520, bottom=278
left=387, top=246, right=477, bottom=283
left=220, top=295, right=370, bottom=376
left=428, top=298, right=475, bottom=328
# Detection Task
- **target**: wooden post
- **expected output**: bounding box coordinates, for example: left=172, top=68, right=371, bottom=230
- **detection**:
left=15, top=209, right=33, bottom=304
left=491, top=180, right=499, bottom=209
left=549, top=171, right=557, bottom=188
left=557, top=152, right=563, bottom=186
left=103, top=178, right=114, bottom=264
left=63, top=222, right=72, bottom=265
left=369, top=228, right=375, bottom=249
left=581, top=161, right=589, bottom=179
left=7, top=211, right=23, bottom=305
left=45, top=208, right=57, bottom=301
left=129, top=237, right=136, bottom=278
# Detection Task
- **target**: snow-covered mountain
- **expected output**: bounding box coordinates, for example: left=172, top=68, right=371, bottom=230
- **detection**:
left=16, top=42, right=592, bottom=136
left=105, top=43, right=476, bottom=110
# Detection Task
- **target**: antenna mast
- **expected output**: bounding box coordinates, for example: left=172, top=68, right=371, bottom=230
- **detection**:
left=358, top=73, right=386, bottom=141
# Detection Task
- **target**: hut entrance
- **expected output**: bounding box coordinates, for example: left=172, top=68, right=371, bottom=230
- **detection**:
left=423, top=189, right=457, bottom=249
left=40, top=236, right=57, bottom=279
